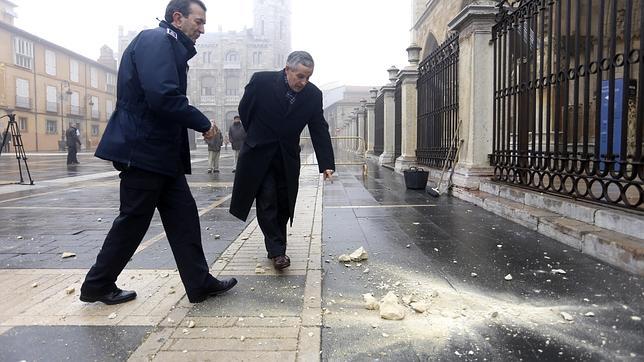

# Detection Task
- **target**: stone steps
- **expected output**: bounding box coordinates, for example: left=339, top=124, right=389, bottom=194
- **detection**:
left=453, top=181, right=644, bottom=276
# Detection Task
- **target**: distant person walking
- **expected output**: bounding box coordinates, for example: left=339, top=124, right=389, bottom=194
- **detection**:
left=65, top=122, right=81, bottom=165
left=205, top=122, right=223, bottom=173
left=228, top=115, right=246, bottom=172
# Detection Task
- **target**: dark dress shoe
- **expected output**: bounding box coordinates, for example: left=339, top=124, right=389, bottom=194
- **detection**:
left=273, top=255, right=291, bottom=270
left=189, top=277, right=238, bottom=303
left=80, top=288, right=137, bottom=305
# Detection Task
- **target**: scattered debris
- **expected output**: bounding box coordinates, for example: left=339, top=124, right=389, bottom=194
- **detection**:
left=107, top=313, right=117, bottom=320
left=65, top=287, right=75, bottom=295
left=240, top=336, right=246, bottom=342
left=560, top=312, right=574, bottom=321
left=97, top=218, right=102, bottom=222
left=413, top=222, right=420, bottom=225
left=160, top=272, right=170, bottom=278
left=17, top=236, right=23, bottom=239
left=410, top=301, right=429, bottom=313
left=187, top=320, right=196, bottom=328
left=31, top=283, right=38, bottom=288
left=551, top=269, right=567, bottom=275
left=255, top=264, right=266, bottom=274
left=402, top=295, right=413, bottom=305
left=379, top=291, right=405, bottom=320
left=338, top=254, right=351, bottom=262
left=382, top=333, right=389, bottom=338
left=491, top=311, right=499, bottom=318
left=363, top=268, right=370, bottom=274
left=470, top=272, right=478, bottom=277
left=406, top=244, right=411, bottom=248
left=61, top=252, right=76, bottom=259
left=363, top=293, right=379, bottom=310
left=584, top=312, right=595, bottom=317
left=631, top=316, right=642, bottom=321
left=504, top=274, right=513, bottom=281
left=214, top=235, right=221, bottom=239
left=349, top=247, right=369, bottom=261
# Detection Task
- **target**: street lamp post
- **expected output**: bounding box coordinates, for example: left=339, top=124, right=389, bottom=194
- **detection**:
left=59, top=81, right=71, bottom=151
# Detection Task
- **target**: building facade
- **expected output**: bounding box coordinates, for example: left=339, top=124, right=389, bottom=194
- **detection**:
left=0, top=1, right=117, bottom=152
left=187, top=0, right=292, bottom=133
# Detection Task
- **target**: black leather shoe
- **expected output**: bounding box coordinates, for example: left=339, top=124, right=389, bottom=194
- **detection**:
left=80, top=288, right=137, bottom=305
left=273, top=255, right=290, bottom=270
left=189, top=278, right=238, bottom=303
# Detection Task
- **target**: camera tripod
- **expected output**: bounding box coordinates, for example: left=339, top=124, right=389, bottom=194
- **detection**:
left=0, top=113, right=34, bottom=185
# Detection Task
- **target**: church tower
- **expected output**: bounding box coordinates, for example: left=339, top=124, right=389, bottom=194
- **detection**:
left=253, top=0, right=291, bottom=68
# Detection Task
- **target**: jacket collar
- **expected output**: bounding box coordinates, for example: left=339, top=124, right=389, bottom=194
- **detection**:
left=159, top=21, right=197, bottom=60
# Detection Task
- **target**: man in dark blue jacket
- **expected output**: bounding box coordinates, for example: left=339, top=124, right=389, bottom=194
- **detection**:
left=80, top=0, right=237, bottom=305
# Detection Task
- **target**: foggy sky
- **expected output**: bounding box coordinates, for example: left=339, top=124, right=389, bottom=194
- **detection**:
left=13, top=0, right=411, bottom=87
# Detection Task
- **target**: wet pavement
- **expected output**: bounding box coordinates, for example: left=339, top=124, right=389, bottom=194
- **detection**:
left=321, top=160, right=644, bottom=361
left=0, top=148, right=642, bottom=361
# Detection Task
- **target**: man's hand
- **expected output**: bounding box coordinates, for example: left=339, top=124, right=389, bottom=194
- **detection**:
left=323, top=169, right=334, bottom=183
left=203, top=126, right=215, bottom=141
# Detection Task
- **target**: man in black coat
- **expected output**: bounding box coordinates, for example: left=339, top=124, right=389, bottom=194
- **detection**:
left=80, top=0, right=237, bottom=305
left=65, top=122, right=80, bottom=165
left=230, top=51, right=335, bottom=270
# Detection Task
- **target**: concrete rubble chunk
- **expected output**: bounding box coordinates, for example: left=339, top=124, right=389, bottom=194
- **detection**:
left=255, top=263, right=266, bottom=274
left=187, top=320, right=196, bottom=328
left=107, top=313, right=117, bottom=320
left=631, top=316, right=642, bottom=321
left=350, top=247, right=369, bottom=261
left=504, top=274, right=513, bottom=281
left=61, top=252, right=76, bottom=259
left=560, top=312, right=574, bottom=321
left=411, top=301, right=429, bottom=313
left=584, top=312, right=595, bottom=317
left=31, top=283, right=38, bottom=288
left=402, top=295, right=414, bottom=305
left=338, top=254, right=351, bottom=262
left=65, top=287, right=75, bottom=295
left=363, top=293, right=379, bottom=310
left=551, top=269, right=567, bottom=275
left=214, top=235, right=221, bottom=239
left=379, top=291, right=405, bottom=320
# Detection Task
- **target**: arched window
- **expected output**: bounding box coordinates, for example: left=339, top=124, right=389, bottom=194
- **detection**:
left=225, top=51, right=239, bottom=62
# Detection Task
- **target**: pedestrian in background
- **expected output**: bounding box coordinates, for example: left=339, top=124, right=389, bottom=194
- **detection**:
left=205, top=121, right=223, bottom=173
left=65, top=122, right=81, bottom=165
left=228, top=115, right=246, bottom=172
left=80, top=0, right=237, bottom=306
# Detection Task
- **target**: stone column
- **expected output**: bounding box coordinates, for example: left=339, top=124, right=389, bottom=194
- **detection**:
left=365, top=88, right=378, bottom=157
left=447, top=2, right=497, bottom=189
left=357, top=100, right=366, bottom=153
left=379, top=66, right=399, bottom=166
left=395, top=44, right=422, bottom=173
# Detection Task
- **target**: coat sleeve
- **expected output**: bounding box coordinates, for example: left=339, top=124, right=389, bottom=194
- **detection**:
left=238, top=73, right=257, bottom=131
left=133, top=32, right=210, bottom=133
left=308, top=92, right=336, bottom=173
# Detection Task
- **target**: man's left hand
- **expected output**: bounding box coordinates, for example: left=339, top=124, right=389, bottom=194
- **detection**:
left=323, top=169, right=334, bottom=183
left=203, top=126, right=215, bottom=141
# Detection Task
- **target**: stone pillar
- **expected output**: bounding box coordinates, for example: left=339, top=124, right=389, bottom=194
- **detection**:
left=357, top=100, right=366, bottom=152
left=365, top=88, right=378, bottom=156
left=447, top=2, right=497, bottom=189
left=395, top=44, right=422, bottom=173
left=379, top=66, right=399, bottom=166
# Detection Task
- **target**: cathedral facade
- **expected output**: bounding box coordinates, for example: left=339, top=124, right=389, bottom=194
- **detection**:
left=186, top=0, right=292, bottom=133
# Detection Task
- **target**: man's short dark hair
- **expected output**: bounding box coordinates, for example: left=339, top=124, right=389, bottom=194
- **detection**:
left=164, top=0, right=207, bottom=23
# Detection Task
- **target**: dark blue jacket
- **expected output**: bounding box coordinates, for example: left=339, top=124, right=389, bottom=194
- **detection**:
left=95, top=21, right=210, bottom=176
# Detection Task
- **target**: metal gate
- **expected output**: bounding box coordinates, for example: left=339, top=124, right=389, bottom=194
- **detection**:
left=491, top=0, right=643, bottom=211
left=416, top=33, right=460, bottom=168
left=374, top=93, right=384, bottom=156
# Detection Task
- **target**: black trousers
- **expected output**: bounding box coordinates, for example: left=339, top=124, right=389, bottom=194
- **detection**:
left=81, top=167, right=214, bottom=300
left=66, top=145, right=78, bottom=164
left=256, top=153, right=290, bottom=258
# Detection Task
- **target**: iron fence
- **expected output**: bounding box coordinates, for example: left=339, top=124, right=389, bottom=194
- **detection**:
left=491, top=0, right=643, bottom=211
left=374, top=93, right=384, bottom=156
left=416, top=33, right=460, bottom=168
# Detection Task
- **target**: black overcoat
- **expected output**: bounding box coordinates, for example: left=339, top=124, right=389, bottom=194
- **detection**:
left=229, top=70, right=335, bottom=222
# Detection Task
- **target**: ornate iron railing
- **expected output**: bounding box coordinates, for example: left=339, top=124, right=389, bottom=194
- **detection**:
left=416, top=33, right=460, bottom=169
left=374, top=93, right=384, bottom=156
left=491, top=0, right=643, bottom=211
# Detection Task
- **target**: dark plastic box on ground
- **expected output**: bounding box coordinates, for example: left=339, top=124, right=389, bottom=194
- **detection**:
left=403, top=167, right=429, bottom=190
